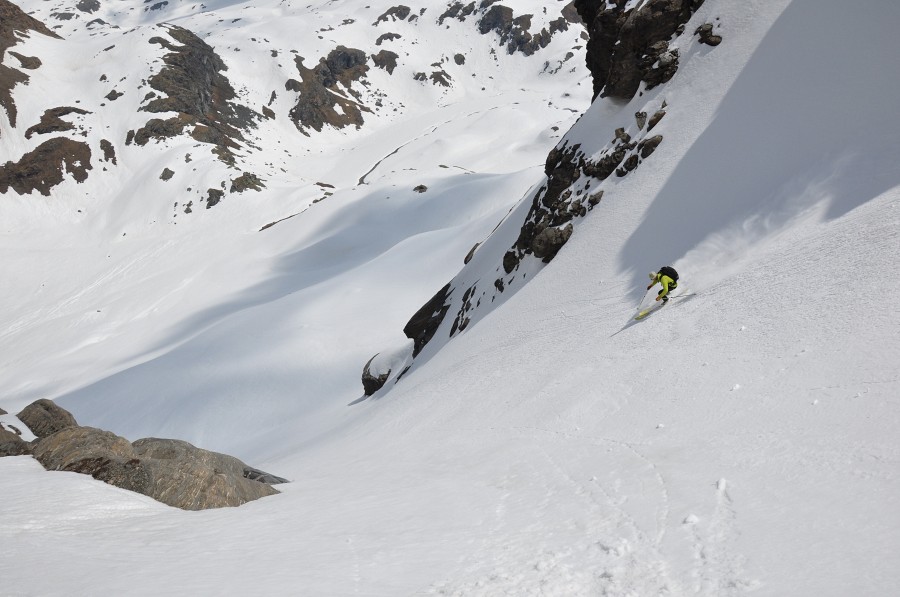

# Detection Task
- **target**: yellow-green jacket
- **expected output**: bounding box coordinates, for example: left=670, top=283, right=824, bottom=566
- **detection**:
left=648, top=272, right=676, bottom=299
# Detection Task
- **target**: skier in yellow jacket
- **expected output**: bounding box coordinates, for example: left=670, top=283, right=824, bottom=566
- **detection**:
left=647, top=266, right=679, bottom=304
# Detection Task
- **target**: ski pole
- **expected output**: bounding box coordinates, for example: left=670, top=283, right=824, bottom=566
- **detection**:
left=637, top=287, right=650, bottom=309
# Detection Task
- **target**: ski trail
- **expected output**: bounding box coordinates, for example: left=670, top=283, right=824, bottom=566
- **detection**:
left=684, top=478, right=759, bottom=595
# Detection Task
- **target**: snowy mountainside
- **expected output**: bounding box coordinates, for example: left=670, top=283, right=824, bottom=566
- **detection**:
left=2, top=0, right=900, bottom=595
left=0, top=0, right=590, bottom=450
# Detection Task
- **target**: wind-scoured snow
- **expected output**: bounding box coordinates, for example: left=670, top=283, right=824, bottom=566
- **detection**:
left=1, top=0, right=899, bottom=595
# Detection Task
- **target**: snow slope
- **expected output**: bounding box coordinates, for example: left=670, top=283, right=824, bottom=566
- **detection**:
left=2, top=0, right=899, bottom=595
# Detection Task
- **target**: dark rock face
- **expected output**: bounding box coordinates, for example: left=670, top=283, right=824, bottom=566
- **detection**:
left=372, top=49, right=399, bottom=74
left=160, top=167, right=174, bottom=181
left=0, top=0, right=61, bottom=136
left=439, top=2, right=476, bottom=25
left=287, top=47, right=371, bottom=135
left=362, top=354, right=390, bottom=396
left=206, top=188, right=224, bottom=209
left=478, top=4, right=570, bottom=56
left=0, top=137, right=92, bottom=195
left=230, top=172, right=264, bottom=193
left=8, top=51, right=41, bottom=70
left=391, top=103, right=667, bottom=366
left=374, top=5, right=411, bottom=26
left=531, top=223, right=573, bottom=260
left=32, top=430, right=280, bottom=510
left=695, top=23, right=722, bottom=46
left=76, top=0, right=100, bottom=13
left=403, top=283, right=452, bottom=357
left=574, top=0, right=704, bottom=100
left=99, top=139, right=116, bottom=164
left=24, top=106, right=90, bottom=139
left=16, top=399, right=78, bottom=438
left=137, top=25, right=258, bottom=163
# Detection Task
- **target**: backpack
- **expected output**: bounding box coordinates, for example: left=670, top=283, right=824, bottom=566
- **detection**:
left=658, top=266, right=678, bottom=282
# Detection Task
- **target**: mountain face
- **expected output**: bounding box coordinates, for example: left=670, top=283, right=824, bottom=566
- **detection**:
left=363, top=0, right=722, bottom=394
left=0, top=0, right=593, bottom=449
left=2, top=0, right=899, bottom=594
left=1, top=0, right=582, bottom=203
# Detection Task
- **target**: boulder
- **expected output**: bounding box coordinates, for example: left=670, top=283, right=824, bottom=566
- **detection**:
left=32, top=429, right=281, bottom=510
left=0, top=426, right=31, bottom=456
left=16, top=399, right=78, bottom=438
left=362, top=354, right=391, bottom=396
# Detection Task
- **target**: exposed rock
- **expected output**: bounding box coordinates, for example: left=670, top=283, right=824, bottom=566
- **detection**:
left=574, top=0, right=704, bottom=100
left=464, top=242, right=479, bottom=264
left=1, top=426, right=33, bottom=456
left=403, top=283, right=452, bottom=357
left=8, top=51, right=41, bottom=70
left=635, top=111, right=647, bottom=129
left=32, top=429, right=280, bottom=510
left=454, top=53, right=466, bottom=65
left=230, top=172, right=264, bottom=193
left=638, top=134, right=663, bottom=158
left=76, top=0, right=100, bottom=13
left=375, top=32, right=401, bottom=45
left=100, top=139, right=116, bottom=164
left=0, top=0, right=61, bottom=135
left=0, top=137, right=92, bottom=196
left=160, top=167, right=174, bottom=181
left=243, top=466, right=289, bottom=484
left=695, top=23, right=722, bottom=46
left=531, top=223, right=573, bottom=260
left=374, top=5, right=411, bottom=26
left=133, top=115, right=190, bottom=146
left=206, top=188, right=224, bottom=209
left=0, top=407, right=6, bottom=415
left=362, top=354, right=391, bottom=396
left=287, top=46, right=370, bottom=134
left=430, top=70, right=451, bottom=86
left=16, top=399, right=78, bottom=439
left=413, top=184, right=427, bottom=193
left=478, top=4, right=569, bottom=56
left=24, top=106, right=90, bottom=139
left=140, top=25, right=258, bottom=163
left=647, top=109, right=666, bottom=130
left=105, top=89, right=124, bottom=101
left=371, top=49, right=399, bottom=74
left=439, top=2, right=476, bottom=25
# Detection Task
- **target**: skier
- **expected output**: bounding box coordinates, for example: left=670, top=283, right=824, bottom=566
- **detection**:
left=647, top=266, right=679, bottom=304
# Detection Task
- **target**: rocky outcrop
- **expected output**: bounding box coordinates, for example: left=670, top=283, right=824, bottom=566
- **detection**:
left=24, top=106, right=91, bottom=139
left=438, top=2, right=576, bottom=56
left=0, top=0, right=61, bottom=136
left=378, top=105, right=667, bottom=383
left=695, top=23, right=722, bottom=46
left=16, top=399, right=78, bottom=438
left=478, top=4, right=571, bottom=56
left=229, top=172, right=265, bottom=193
left=32, top=429, right=280, bottom=510
left=286, top=46, right=371, bottom=135
left=404, top=283, right=452, bottom=357
left=136, top=25, right=259, bottom=163
left=372, top=49, right=399, bottom=74
left=574, top=0, right=705, bottom=100
left=362, top=354, right=391, bottom=396
left=374, top=5, right=411, bottom=26
left=0, top=137, right=92, bottom=196
left=0, top=426, right=31, bottom=456
left=5, top=399, right=285, bottom=510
